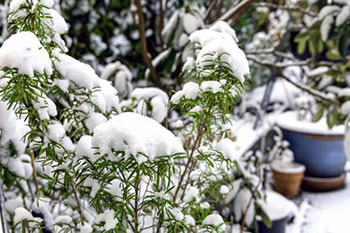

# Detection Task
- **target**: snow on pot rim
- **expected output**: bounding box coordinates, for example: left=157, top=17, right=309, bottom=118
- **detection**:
left=271, top=160, right=305, bottom=174
left=276, top=111, right=344, bottom=136
left=258, top=191, right=296, bottom=222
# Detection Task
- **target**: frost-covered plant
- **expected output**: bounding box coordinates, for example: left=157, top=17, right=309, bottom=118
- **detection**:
left=0, top=1, right=252, bottom=233
left=0, top=0, right=280, bottom=233
left=0, top=0, right=118, bottom=232
left=168, top=25, right=253, bottom=231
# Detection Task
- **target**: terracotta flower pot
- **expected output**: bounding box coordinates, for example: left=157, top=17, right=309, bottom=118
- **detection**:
left=271, top=161, right=305, bottom=197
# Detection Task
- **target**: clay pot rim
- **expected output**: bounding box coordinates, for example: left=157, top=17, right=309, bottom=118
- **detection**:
left=271, top=161, right=306, bottom=174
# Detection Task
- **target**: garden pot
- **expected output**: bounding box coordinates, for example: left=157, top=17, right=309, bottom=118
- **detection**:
left=276, top=111, right=346, bottom=178
left=271, top=161, right=305, bottom=197
left=256, top=215, right=290, bottom=233
left=256, top=191, right=294, bottom=233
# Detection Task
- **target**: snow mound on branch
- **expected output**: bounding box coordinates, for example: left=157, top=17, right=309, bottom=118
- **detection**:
left=43, top=9, right=69, bottom=35
left=0, top=32, right=52, bottom=77
left=53, top=52, right=119, bottom=114
left=101, top=61, right=133, bottom=99
left=132, top=87, right=168, bottom=104
left=203, top=213, right=225, bottom=231
left=32, top=93, right=57, bottom=120
left=162, top=10, right=180, bottom=44
left=216, top=138, right=236, bottom=160
left=183, top=82, right=200, bottom=99
left=92, top=112, right=184, bottom=163
left=14, top=207, right=35, bottom=224
left=201, top=81, right=223, bottom=94
left=9, top=0, right=54, bottom=20
left=188, top=22, right=249, bottom=83
left=336, top=3, right=350, bottom=26
left=93, top=210, right=117, bottom=231
left=131, top=87, right=169, bottom=123
left=318, top=6, right=340, bottom=20
left=0, top=100, right=17, bottom=144
left=183, top=13, right=200, bottom=34
left=53, top=52, right=100, bottom=90
left=321, top=15, right=334, bottom=41
left=209, top=21, right=238, bottom=42
left=0, top=101, right=29, bottom=154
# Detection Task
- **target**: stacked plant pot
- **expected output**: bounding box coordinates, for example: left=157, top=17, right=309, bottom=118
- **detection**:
left=271, top=160, right=305, bottom=197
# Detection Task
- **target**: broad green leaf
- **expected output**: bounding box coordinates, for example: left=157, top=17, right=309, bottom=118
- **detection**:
left=257, top=207, right=272, bottom=228
left=294, top=31, right=309, bottom=42
left=297, top=40, right=306, bottom=54
left=326, top=49, right=342, bottom=60
left=317, top=38, right=324, bottom=53
left=309, top=40, right=316, bottom=54
left=312, top=104, right=325, bottom=122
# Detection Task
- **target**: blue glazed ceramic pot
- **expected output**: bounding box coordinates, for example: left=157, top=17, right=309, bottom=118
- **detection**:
left=281, top=129, right=346, bottom=178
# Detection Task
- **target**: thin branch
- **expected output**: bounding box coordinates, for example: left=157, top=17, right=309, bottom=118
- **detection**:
left=253, top=2, right=317, bottom=17
left=247, top=55, right=310, bottom=68
left=173, top=102, right=214, bottom=203
left=204, top=0, right=218, bottom=24
left=30, top=151, right=40, bottom=197
left=277, top=69, right=340, bottom=106
left=215, top=0, right=224, bottom=20
left=247, top=55, right=340, bottom=106
left=131, top=0, right=164, bottom=90
left=158, top=0, right=165, bottom=49
left=71, top=183, right=84, bottom=224
left=246, top=50, right=297, bottom=61
left=216, top=0, right=254, bottom=25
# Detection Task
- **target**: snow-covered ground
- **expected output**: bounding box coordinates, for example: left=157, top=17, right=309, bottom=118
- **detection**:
left=286, top=165, right=350, bottom=233
left=300, top=172, right=350, bottom=233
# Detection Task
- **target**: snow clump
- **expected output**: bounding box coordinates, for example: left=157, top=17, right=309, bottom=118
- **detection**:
left=101, top=61, right=133, bottom=99
left=92, top=112, right=184, bottom=163
left=216, top=138, right=237, bottom=161
left=203, top=213, right=225, bottom=231
left=0, top=32, right=52, bottom=77
left=188, top=21, right=249, bottom=83
left=131, top=87, right=169, bottom=122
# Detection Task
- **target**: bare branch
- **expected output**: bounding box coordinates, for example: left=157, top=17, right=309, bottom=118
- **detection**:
left=204, top=0, right=218, bottom=24
left=247, top=55, right=310, bottom=68
left=131, top=0, right=164, bottom=90
left=30, top=151, right=40, bottom=197
left=216, top=0, right=254, bottom=25
left=216, top=0, right=224, bottom=20
left=247, top=55, right=340, bottom=106
left=246, top=50, right=297, bottom=61
left=158, top=0, right=165, bottom=49
left=253, top=2, right=317, bottom=17
left=277, top=70, right=340, bottom=106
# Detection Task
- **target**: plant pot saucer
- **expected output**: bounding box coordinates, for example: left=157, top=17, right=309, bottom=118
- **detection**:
left=302, top=173, right=346, bottom=192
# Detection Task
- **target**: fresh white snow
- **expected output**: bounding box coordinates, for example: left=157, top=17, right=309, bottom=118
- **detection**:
left=0, top=31, right=52, bottom=77
left=188, top=22, right=249, bottom=83
left=276, top=111, right=344, bottom=135
left=92, top=112, right=184, bottom=162
left=271, top=160, right=306, bottom=174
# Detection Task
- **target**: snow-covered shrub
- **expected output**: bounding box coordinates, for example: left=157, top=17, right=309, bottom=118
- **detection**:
left=0, top=1, right=255, bottom=233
